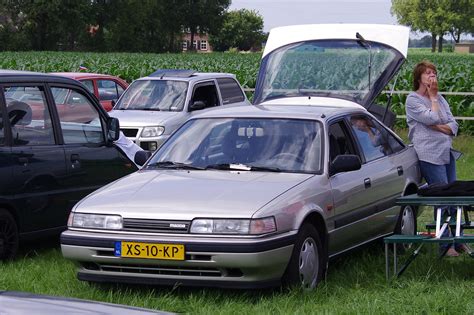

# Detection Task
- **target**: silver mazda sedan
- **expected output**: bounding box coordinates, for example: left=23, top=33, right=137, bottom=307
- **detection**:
left=61, top=24, right=422, bottom=289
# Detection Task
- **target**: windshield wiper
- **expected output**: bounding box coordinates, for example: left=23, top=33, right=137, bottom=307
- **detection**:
left=205, top=163, right=281, bottom=172
left=147, top=161, right=204, bottom=170
left=249, top=165, right=282, bottom=172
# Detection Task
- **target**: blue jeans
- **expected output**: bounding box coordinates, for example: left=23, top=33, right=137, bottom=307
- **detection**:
left=419, top=153, right=461, bottom=252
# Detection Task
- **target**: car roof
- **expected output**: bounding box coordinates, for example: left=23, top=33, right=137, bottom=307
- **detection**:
left=0, top=69, right=83, bottom=85
left=138, top=71, right=237, bottom=82
left=192, top=103, right=367, bottom=122
left=51, top=72, right=122, bottom=80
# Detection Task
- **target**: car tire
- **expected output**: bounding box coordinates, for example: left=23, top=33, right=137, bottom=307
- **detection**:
left=395, top=205, right=417, bottom=251
left=0, top=209, right=19, bottom=260
left=282, top=223, right=325, bottom=290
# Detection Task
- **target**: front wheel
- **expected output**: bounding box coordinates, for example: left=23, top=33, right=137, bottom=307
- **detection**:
left=283, top=224, right=325, bottom=290
left=0, top=209, right=19, bottom=260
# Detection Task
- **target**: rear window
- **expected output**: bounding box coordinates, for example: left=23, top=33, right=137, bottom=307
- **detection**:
left=217, top=78, right=245, bottom=104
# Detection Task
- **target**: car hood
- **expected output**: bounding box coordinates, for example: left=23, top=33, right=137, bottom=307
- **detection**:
left=109, top=110, right=181, bottom=127
left=0, top=291, right=167, bottom=315
left=75, top=170, right=313, bottom=220
left=253, top=24, right=409, bottom=110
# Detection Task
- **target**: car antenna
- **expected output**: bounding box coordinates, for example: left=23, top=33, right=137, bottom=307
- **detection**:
left=356, top=32, right=372, bottom=93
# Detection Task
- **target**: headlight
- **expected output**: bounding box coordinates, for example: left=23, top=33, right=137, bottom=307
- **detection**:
left=190, top=217, right=276, bottom=235
left=141, top=126, right=165, bottom=138
left=68, top=213, right=123, bottom=230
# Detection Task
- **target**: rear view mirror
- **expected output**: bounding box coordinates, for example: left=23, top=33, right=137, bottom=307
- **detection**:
left=107, top=117, right=120, bottom=142
left=329, top=154, right=361, bottom=176
left=134, top=150, right=152, bottom=166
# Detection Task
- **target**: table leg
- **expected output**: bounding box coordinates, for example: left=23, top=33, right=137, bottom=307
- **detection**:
left=456, top=206, right=462, bottom=237
left=385, top=243, right=389, bottom=281
left=435, top=207, right=442, bottom=237
left=393, top=243, right=397, bottom=276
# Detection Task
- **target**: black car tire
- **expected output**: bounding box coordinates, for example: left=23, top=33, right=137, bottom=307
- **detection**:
left=282, top=223, right=325, bottom=290
left=0, top=209, right=19, bottom=260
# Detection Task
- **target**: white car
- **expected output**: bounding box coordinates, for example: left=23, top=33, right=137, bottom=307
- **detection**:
left=110, top=71, right=250, bottom=151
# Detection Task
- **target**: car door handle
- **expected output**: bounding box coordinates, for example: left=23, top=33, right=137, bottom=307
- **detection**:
left=18, top=157, right=29, bottom=166
left=397, top=166, right=404, bottom=176
left=70, top=154, right=80, bottom=162
left=364, top=178, right=371, bottom=188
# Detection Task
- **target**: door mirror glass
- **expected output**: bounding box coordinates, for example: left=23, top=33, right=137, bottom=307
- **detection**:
left=107, top=117, right=120, bottom=142
left=329, top=154, right=361, bottom=176
left=190, top=100, right=206, bottom=111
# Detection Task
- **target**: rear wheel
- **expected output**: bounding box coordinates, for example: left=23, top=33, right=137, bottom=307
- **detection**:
left=395, top=205, right=417, bottom=251
left=283, top=224, right=325, bottom=290
left=0, top=209, right=19, bottom=260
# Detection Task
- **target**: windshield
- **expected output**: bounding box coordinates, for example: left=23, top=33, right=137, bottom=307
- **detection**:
left=115, top=80, right=188, bottom=111
left=253, top=39, right=399, bottom=105
left=147, top=118, right=323, bottom=174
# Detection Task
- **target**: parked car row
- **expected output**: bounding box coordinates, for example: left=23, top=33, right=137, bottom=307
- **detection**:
left=1, top=24, right=422, bottom=291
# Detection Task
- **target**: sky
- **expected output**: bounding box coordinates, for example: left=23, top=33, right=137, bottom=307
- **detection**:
left=229, top=0, right=422, bottom=36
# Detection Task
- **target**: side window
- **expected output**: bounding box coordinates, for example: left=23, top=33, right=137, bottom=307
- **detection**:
left=4, top=86, right=55, bottom=146
left=51, top=87, right=104, bottom=144
left=216, top=78, right=245, bottom=104
left=349, top=115, right=402, bottom=162
left=81, top=80, right=94, bottom=94
left=97, top=80, right=119, bottom=101
left=191, top=82, right=219, bottom=110
left=328, top=121, right=357, bottom=163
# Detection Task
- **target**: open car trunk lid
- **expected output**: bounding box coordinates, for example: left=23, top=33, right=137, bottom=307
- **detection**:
left=253, top=24, right=409, bottom=127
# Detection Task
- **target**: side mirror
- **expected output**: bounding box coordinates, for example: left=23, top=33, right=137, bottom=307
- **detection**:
left=107, top=117, right=120, bottom=142
left=110, top=100, right=116, bottom=108
left=190, top=100, right=206, bottom=111
left=134, top=150, right=152, bottom=166
left=329, top=154, right=361, bottom=176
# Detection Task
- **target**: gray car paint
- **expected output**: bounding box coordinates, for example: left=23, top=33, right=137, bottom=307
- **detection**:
left=61, top=104, right=421, bottom=287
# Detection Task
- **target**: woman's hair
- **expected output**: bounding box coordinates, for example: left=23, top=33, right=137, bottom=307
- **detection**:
left=413, top=60, right=437, bottom=90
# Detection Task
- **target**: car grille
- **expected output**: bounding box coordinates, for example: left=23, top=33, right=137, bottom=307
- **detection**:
left=123, top=219, right=190, bottom=233
left=121, top=128, right=139, bottom=137
left=82, top=263, right=243, bottom=278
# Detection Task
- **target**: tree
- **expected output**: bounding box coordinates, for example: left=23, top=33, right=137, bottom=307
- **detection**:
left=210, top=9, right=265, bottom=51
left=446, top=0, right=474, bottom=43
left=178, top=0, right=230, bottom=51
left=0, top=1, right=31, bottom=50
left=391, top=0, right=474, bottom=52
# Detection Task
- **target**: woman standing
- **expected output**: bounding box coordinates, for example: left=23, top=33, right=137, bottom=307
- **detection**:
left=405, top=60, right=465, bottom=257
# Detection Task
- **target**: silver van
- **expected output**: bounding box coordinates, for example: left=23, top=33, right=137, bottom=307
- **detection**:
left=109, top=70, right=250, bottom=151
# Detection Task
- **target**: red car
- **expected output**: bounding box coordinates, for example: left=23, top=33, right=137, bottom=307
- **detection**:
left=51, top=73, right=129, bottom=111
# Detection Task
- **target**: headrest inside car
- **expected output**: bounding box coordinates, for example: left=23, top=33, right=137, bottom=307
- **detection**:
left=7, top=101, right=32, bottom=126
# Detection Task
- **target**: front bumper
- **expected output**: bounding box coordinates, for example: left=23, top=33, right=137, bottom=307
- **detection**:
left=61, top=230, right=296, bottom=289
left=120, top=126, right=169, bottom=151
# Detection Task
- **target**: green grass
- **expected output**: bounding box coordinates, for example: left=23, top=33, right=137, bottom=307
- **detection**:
left=1, top=132, right=473, bottom=314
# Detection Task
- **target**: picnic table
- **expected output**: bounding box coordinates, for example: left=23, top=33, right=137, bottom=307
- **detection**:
left=384, top=194, right=474, bottom=280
